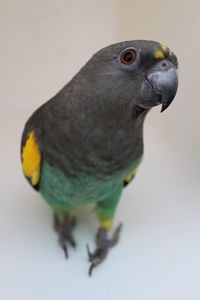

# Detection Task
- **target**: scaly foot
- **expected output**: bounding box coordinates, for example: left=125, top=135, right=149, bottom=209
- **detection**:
left=87, top=223, right=122, bottom=276
left=54, top=214, right=76, bottom=258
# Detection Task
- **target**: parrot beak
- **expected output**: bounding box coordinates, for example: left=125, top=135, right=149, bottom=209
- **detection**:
left=160, top=93, right=175, bottom=113
left=146, top=60, right=178, bottom=112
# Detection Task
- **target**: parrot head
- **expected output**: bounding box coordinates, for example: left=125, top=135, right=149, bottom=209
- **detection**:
left=82, top=40, right=178, bottom=114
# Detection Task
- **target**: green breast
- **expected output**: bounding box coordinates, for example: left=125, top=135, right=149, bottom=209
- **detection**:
left=39, top=157, right=142, bottom=208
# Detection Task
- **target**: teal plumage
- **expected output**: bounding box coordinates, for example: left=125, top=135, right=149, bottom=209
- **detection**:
left=40, top=157, right=141, bottom=216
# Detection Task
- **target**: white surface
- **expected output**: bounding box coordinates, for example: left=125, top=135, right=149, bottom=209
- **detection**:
left=0, top=114, right=200, bottom=300
left=0, top=0, right=200, bottom=299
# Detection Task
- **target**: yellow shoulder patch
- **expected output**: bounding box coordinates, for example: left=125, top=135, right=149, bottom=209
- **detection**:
left=22, top=131, right=41, bottom=186
left=124, top=156, right=143, bottom=186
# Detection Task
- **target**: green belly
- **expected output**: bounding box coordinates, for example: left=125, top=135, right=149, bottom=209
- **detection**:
left=39, top=158, right=141, bottom=209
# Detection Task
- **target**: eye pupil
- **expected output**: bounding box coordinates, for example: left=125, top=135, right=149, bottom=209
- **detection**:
left=124, top=52, right=133, bottom=62
left=121, top=49, right=136, bottom=65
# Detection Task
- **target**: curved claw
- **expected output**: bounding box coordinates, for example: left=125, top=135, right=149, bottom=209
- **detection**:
left=89, top=263, right=95, bottom=277
left=109, top=223, right=123, bottom=247
left=86, top=244, right=93, bottom=260
left=63, top=244, right=68, bottom=259
left=88, top=255, right=104, bottom=276
left=88, top=263, right=95, bottom=277
left=58, top=236, right=68, bottom=258
left=67, top=235, right=76, bottom=248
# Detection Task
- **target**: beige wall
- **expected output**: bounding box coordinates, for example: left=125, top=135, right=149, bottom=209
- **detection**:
left=0, top=0, right=119, bottom=115
left=0, top=0, right=199, bottom=175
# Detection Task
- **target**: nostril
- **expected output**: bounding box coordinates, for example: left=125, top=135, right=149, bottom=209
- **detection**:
left=161, top=61, right=169, bottom=70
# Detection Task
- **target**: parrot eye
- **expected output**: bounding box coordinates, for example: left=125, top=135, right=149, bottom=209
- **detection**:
left=121, top=49, right=136, bottom=65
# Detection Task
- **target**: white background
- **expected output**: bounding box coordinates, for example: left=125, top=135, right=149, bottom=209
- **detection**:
left=0, top=1, right=200, bottom=299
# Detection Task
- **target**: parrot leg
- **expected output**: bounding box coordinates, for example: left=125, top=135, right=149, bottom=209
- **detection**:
left=54, top=213, right=76, bottom=258
left=87, top=188, right=123, bottom=276
left=87, top=223, right=122, bottom=276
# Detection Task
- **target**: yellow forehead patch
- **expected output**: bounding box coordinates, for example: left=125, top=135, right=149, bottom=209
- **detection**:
left=22, top=131, right=41, bottom=186
left=161, top=44, right=168, bottom=53
left=154, top=49, right=165, bottom=59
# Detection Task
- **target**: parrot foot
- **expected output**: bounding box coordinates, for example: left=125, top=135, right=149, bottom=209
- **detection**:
left=54, top=214, right=76, bottom=258
left=86, top=223, right=122, bottom=276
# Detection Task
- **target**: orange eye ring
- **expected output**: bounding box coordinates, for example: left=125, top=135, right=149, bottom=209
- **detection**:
left=121, top=49, right=136, bottom=65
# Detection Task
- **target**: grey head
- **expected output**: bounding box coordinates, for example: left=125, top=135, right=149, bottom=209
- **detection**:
left=67, top=40, right=178, bottom=117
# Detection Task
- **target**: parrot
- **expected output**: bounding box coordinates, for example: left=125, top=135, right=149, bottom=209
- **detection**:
left=21, top=40, right=178, bottom=276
